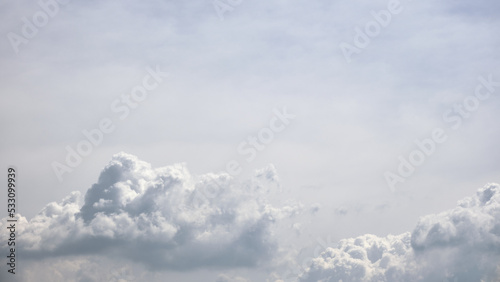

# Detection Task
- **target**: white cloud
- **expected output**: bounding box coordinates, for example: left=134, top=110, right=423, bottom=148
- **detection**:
left=299, top=183, right=500, bottom=282
left=0, top=152, right=301, bottom=271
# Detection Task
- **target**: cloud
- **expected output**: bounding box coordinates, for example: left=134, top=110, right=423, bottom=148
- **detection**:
left=14, top=256, right=138, bottom=282
left=215, top=273, right=251, bottom=282
left=0, top=152, right=301, bottom=271
left=299, top=183, right=500, bottom=282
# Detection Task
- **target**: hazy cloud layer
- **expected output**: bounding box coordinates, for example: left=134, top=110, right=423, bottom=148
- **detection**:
left=300, top=183, right=500, bottom=282
left=0, top=153, right=301, bottom=270
left=12, top=256, right=140, bottom=282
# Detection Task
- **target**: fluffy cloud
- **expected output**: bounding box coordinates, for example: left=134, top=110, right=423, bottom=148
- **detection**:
left=300, top=183, right=500, bottom=282
left=0, top=152, right=300, bottom=270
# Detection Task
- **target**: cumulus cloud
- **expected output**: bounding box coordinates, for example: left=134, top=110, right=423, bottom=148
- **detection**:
left=299, top=183, right=500, bottom=282
left=0, top=152, right=301, bottom=270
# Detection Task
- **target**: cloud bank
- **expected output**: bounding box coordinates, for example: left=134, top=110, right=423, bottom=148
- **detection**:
left=0, top=152, right=300, bottom=271
left=3, top=153, right=499, bottom=282
left=299, top=183, right=500, bottom=282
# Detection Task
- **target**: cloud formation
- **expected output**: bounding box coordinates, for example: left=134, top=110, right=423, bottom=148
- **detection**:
left=0, top=152, right=300, bottom=270
left=299, top=183, right=500, bottom=282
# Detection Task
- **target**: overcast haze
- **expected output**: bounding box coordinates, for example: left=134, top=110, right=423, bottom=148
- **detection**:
left=1, top=0, right=499, bottom=281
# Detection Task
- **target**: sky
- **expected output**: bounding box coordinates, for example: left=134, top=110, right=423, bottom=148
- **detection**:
left=0, top=0, right=499, bottom=281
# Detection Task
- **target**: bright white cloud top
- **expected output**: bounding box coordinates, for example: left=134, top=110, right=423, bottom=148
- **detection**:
left=300, top=183, right=500, bottom=282
left=1, top=153, right=300, bottom=271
